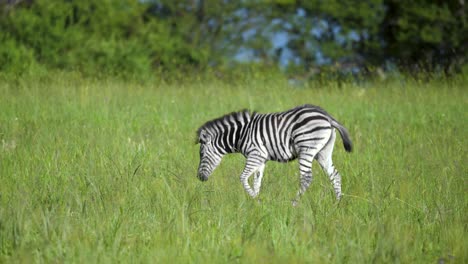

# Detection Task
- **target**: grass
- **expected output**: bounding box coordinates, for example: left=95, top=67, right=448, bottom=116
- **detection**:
left=0, top=73, right=466, bottom=263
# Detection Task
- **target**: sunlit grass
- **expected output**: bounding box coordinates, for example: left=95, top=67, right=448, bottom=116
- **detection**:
left=0, top=73, right=466, bottom=263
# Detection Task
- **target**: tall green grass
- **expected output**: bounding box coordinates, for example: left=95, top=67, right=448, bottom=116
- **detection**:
left=0, top=73, right=466, bottom=263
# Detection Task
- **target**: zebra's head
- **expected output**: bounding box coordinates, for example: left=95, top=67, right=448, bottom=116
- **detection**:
left=196, top=110, right=251, bottom=181
left=196, top=129, right=223, bottom=181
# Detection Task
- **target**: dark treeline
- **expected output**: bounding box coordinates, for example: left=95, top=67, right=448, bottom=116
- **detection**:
left=0, top=0, right=466, bottom=78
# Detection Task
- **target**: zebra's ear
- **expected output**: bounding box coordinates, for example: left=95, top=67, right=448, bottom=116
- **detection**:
left=196, top=129, right=204, bottom=144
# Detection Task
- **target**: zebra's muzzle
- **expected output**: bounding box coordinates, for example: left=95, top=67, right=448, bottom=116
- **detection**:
left=197, top=172, right=209, bottom=181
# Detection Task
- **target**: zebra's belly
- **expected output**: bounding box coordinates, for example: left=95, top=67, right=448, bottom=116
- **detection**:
left=266, top=143, right=297, bottom=163
left=273, top=154, right=298, bottom=163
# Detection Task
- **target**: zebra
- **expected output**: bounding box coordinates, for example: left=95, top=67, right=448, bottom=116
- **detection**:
left=195, top=104, right=352, bottom=205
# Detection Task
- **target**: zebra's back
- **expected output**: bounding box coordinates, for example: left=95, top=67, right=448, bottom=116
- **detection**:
left=246, top=105, right=334, bottom=162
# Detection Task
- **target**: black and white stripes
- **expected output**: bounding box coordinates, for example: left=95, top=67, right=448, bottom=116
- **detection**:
left=196, top=104, right=352, bottom=205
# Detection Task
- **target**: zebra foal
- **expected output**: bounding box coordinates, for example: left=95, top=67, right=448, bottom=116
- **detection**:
left=195, top=104, right=352, bottom=205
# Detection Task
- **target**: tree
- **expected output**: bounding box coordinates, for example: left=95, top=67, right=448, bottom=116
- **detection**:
left=381, top=0, right=467, bottom=74
left=1, top=0, right=466, bottom=76
left=0, top=0, right=209, bottom=75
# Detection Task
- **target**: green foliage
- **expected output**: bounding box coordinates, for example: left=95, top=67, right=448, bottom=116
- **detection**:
left=304, top=0, right=385, bottom=61
left=0, top=38, right=37, bottom=73
left=0, top=0, right=209, bottom=76
left=0, top=0, right=466, bottom=76
left=0, top=74, right=466, bottom=262
left=381, top=0, right=467, bottom=73
left=383, top=0, right=468, bottom=72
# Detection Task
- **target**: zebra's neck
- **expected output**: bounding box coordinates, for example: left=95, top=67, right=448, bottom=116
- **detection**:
left=211, top=110, right=252, bottom=154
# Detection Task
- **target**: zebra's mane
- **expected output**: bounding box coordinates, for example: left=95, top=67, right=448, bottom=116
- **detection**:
left=196, top=109, right=252, bottom=143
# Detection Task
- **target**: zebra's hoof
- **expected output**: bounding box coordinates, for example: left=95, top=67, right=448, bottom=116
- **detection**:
left=292, top=200, right=299, bottom=207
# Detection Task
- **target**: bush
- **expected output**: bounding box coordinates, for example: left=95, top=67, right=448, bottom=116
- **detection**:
left=0, top=0, right=209, bottom=77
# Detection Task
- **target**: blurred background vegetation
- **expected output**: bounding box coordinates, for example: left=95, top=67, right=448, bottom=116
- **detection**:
left=0, top=0, right=466, bottom=79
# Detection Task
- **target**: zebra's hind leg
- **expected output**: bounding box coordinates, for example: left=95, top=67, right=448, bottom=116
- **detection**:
left=292, top=148, right=318, bottom=206
left=316, top=129, right=342, bottom=200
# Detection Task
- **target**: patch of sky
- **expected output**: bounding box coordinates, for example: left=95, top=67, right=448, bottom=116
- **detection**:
left=271, top=31, right=289, bottom=49
left=311, top=27, right=323, bottom=38
left=315, top=50, right=330, bottom=65
left=233, top=46, right=257, bottom=63
left=231, top=8, right=362, bottom=68
left=233, top=8, right=248, bottom=19
left=348, top=31, right=360, bottom=41
left=278, top=48, right=294, bottom=67
left=297, top=8, right=306, bottom=17
left=311, top=20, right=328, bottom=38
left=271, top=18, right=283, bottom=26
left=242, top=28, right=257, bottom=41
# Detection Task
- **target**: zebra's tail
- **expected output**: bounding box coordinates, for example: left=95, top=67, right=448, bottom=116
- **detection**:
left=330, top=119, right=353, bottom=152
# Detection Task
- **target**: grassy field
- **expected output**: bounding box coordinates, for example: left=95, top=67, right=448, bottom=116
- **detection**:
left=0, top=73, right=466, bottom=263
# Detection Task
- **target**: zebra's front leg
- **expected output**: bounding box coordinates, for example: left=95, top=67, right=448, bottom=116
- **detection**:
left=292, top=151, right=316, bottom=206
left=253, top=163, right=265, bottom=197
left=240, top=156, right=266, bottom=198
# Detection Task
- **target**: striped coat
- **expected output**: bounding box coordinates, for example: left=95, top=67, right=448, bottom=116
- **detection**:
left=196, top=104, right=352, bottom=205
